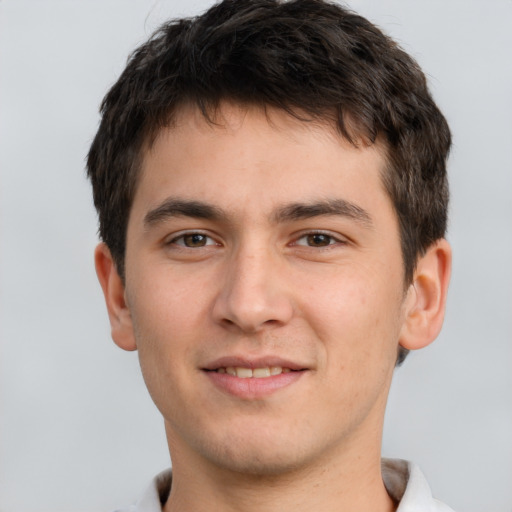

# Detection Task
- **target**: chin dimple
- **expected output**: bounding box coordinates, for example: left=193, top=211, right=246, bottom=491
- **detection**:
left=215, top=367, right=292, bottom=378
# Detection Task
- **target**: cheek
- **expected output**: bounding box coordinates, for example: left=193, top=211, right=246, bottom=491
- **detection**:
left=303, top=269, right=404, bottom=361
left=126, top=279, right=203, bottom=389
left=130, top=302, right=197, bottom=423
left=129, top=270, right=209, bottom=340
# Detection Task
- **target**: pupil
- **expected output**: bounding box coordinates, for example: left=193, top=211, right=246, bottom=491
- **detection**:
left=308, top=234, right=330, bottom=247
left=185, top=234, right=206, bottom=247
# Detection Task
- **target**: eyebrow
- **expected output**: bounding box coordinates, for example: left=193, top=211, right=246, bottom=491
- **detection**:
left=144, top=198, right=225, bottom=227
left=144, top=197, right=373, bottom=229
left=272, top=199, right=373, bottom=227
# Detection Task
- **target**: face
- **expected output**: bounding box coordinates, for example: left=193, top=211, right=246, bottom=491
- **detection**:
left=121, top=104, right=410, bottom=475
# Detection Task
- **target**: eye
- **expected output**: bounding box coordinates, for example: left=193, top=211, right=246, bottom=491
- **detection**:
left=294, top=232, right=343, bottom=248
left=170, top=233, right=217, bottom=248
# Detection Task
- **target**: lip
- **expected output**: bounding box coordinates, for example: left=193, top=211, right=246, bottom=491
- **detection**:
left=202, top=355, right=309, bottom=400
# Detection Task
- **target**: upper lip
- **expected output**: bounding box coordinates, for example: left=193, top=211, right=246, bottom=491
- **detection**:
left=202, top=355, right=308, bottom=371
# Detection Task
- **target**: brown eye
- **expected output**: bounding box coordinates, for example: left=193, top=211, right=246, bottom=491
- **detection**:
left=170, top=233, right=216, bottom=248
left=294, top=232, right=346, bottom=248
left=182, top=234, right=208, bottom=247
left=305, top=234, right=332, bottom=247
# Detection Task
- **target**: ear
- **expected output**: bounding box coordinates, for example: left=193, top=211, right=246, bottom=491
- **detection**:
left=94, top=243, right=137, bottom=351
left=399, top=239, right=452, bottom=351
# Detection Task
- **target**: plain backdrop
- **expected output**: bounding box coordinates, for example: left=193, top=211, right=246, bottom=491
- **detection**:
left=1, top=1, right=511, bottom=511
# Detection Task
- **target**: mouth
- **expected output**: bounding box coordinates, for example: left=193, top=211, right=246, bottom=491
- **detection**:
left=208, top=366, right=294, bottom=378
left=202, top=358, right=308, bottom=399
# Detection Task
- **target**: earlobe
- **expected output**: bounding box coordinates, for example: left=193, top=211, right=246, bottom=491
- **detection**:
left=399, top=239, right=452, bottom=351
left=94, top=243, right=137, bottom=351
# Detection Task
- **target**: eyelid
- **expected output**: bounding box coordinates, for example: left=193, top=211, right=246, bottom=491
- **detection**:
left=291, top=230, right=348, bottom=247
left=165, top=230, right=220, bottom=247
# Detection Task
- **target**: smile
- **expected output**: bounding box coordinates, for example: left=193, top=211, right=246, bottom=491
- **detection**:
left=203, top=359, right=307, bottom=399
left=214, top=366, right=293, bottom=378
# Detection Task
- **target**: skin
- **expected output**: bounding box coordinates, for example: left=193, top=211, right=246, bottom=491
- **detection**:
left=96, top=103, right=451, bottom=512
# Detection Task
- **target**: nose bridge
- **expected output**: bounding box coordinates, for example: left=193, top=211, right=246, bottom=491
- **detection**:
left=213, top=238, right=293, bottom=332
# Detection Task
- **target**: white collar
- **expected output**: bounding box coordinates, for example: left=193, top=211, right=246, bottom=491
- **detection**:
left=382, top=459, right=455, bottom=512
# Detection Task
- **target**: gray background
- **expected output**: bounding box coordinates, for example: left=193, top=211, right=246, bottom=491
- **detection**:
left=1, top=1, right=511, bottom=511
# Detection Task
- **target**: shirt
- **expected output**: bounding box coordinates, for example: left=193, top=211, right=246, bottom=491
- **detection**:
left=116, top=458, right=455, bottom=512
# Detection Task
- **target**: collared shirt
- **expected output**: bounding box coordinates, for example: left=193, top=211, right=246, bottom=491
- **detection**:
left=115, top=459, right=455, bottom=512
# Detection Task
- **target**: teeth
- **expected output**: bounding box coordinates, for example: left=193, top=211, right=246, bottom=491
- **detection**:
left=236, top=367, right=253, bottom=378
left=253, top=367, right=271, bottom=378
left=218, top=366, right=288, bottom=378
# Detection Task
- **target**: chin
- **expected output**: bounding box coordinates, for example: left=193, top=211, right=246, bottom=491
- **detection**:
left=207, top=445, right=309, bottom=477
left=189, top=425, right=326, bottom=477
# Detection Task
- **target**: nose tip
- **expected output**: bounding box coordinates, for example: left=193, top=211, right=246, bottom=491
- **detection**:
left=218, top=300, right=291, bottom=333
left=212, top=254, right=294, bottom=333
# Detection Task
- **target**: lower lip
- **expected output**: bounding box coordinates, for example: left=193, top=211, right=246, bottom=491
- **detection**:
left=204, top=370, right=305, bottom=399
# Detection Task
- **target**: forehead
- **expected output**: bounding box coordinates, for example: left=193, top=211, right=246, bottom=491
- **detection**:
left=146, top=103, right=387, bottom=179
left=135, top=103, right=391, bottom=214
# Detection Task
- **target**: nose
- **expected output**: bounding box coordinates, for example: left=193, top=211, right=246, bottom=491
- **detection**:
left=212, top=246, right=294, bottom=333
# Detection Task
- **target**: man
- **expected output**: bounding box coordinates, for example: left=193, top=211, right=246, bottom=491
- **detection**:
left=87, top=0, right=453, bottom=510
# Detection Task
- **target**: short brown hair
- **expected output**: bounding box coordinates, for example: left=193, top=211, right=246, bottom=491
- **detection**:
left=87, top=0, right=451, bottom=363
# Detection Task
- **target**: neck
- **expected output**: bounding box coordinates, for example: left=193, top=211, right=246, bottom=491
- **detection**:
left=163, top=427, right=396, bottom=512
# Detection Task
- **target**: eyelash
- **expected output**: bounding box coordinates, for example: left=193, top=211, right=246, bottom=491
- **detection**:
left=292, top=231, right=346, bottom=248
left=167, top=232, right=218, bottom=248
